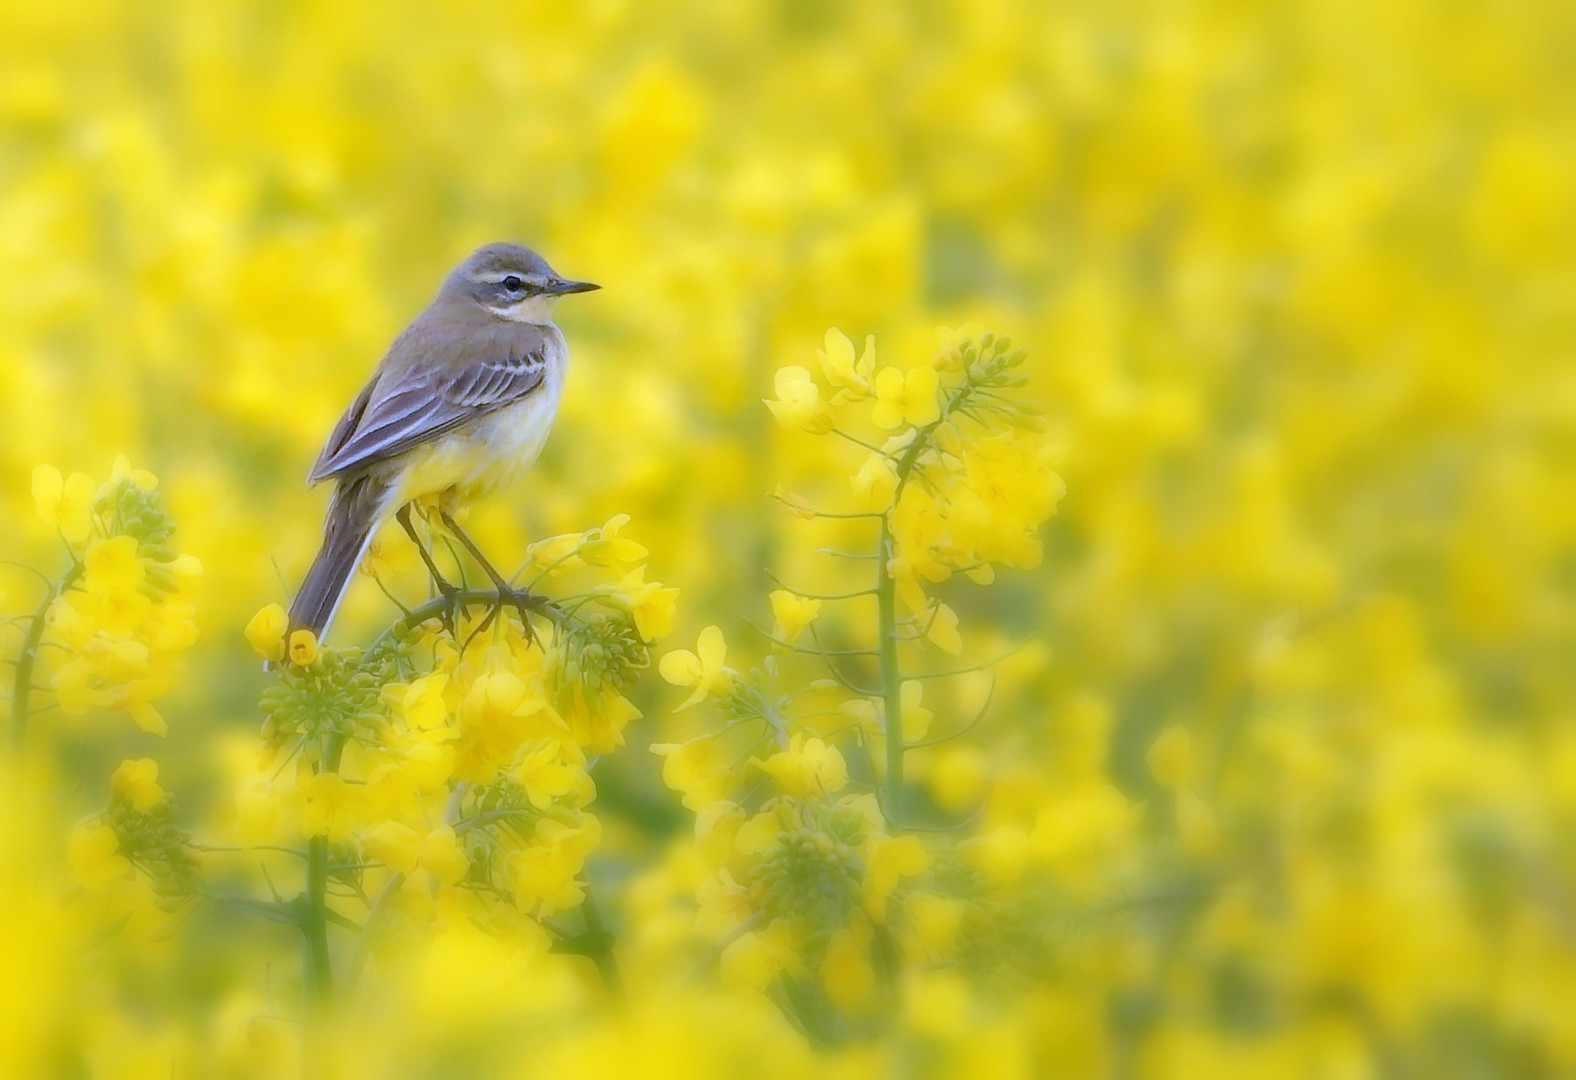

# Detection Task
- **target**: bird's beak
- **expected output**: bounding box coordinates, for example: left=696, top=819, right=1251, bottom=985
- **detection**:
left=548, top=278, right=600, bottom=295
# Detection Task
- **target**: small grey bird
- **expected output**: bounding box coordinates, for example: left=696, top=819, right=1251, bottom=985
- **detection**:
left=288, top=242, right=598, bottom=640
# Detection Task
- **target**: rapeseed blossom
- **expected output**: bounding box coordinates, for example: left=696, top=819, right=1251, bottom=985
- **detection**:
left=18, top=461, right=201, bottom=737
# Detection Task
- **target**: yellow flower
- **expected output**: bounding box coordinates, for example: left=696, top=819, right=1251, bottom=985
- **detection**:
left=763, top=366, right=830, bottom=433
left=364, top=820, right=423, bottom=874
left=847, top=683, right=931, bottom=743
left=609, top=566, right=679, bottom=640
left=508, top=816, right=600, bottom=916
left=948, top=431, right=1065, bottom=569
left=816, top=328, right=877, bottom=403
left=871, top=365, right=940, bottom=429
left=516, top=739, right=578, bottom=809
left=83, top=536, right=145, bottom=598
left=362, top=761, right=422, bottom=823
left=168, top=553, right=204, bottom=588
left=694, top=802, right=744, bottom=865
left=417, top=825, right=468, bottom=886
left=68, top=820, right=131, bottom=890
left=384, top=673, right=450, bottom=731
left=579, top=513, right=649, bottom=569
left=298, top=773, right=362, bottom=842
left=768, top=590, right=821, bottom=645
left=758, top=734, right=847, bottom=797
left=119, top=681, right=171, bottom=737
left=850, top=452, right=898, bottom=511
left=719, top=921, right=798, bottom=992
left=735, top=808, right=784, bottom=854
left=651, top=735, right=732, bottom=810
left=935, top=322, right=986, bottom=357
left=245, top=604, right=289, bottom=662
left=110, top=454, right=158, bottom=491
left=1146, top=725, right=1193, bottom=790
left=398, top=738, right=456, bottom=791
left=559, top=681, right=641, bottom=756
left=522, top=531, right=586, bottom=578
left=456, top=664, right=565, bottom=783
left=696, top=868, right=753, bottom=939
left=659, top=625, right=731, bottom=710
left=110, top=758, right=166, bottom=810
left=287, top=629, right=319, bottom=667
left=32, top=464, right=96, bottom=544
left=863, top=833, right=929, bottom=918
left=366, top=822, right=468, bottom=885
left=771, top=484, right=817, bottom=520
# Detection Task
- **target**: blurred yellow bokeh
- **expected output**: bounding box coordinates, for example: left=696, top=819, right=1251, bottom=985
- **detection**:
left=1, top=0, right=1573, bottom=1076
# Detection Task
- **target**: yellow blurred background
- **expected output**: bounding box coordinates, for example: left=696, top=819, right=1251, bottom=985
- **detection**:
left=1, top=0, right=1573, bottom=1076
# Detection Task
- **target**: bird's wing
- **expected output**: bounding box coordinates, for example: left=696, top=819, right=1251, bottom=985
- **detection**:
left=311, top=377, right=379, bottom=481
left=308, top=340, right=549, bottom=483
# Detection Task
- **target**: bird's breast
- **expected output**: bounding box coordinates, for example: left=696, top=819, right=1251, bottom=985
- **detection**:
left=392, top=342, right=566, bottom=506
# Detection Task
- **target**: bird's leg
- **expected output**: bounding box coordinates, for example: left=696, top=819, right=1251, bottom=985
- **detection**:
left=397, top=505, right=461, bottom=636
left=438, top=511, right=545, bottom=644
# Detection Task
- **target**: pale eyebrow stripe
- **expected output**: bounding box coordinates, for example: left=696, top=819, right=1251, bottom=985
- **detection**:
left=472, top=270, right=532, bottom=284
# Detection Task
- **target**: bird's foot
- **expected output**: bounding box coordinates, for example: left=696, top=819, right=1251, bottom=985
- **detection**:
left=436, top=582, right=463, bottom=640
left=496, top=586, right=553, bottom=648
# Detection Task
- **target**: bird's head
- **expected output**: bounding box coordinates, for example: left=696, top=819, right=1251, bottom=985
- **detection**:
left=445, top=242, right=599, bottom=323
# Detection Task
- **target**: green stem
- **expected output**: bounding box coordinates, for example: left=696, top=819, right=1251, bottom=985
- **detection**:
left=303, top=842, right=331, bottom=1007
left=10, top=564, right=81, bottom=749
left=302, top=732, right=346, bottom=1012
left=876, top=518, right=903, bottom=833
left=873, top=419, right=942, bottom=835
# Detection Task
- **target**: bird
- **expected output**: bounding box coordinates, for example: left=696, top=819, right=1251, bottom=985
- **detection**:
left=287, top=242, right=598, bottom=642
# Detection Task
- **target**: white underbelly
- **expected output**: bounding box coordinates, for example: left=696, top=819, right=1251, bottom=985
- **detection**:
left=392, top=384, right=562, bottom=506
left=469, top=391, right=560, bottom=492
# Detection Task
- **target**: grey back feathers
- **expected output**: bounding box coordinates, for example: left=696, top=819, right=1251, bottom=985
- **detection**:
left=308, top=315, right=555, bottom=483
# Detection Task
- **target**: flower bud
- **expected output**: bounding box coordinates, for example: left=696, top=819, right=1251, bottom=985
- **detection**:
left=287, top=629, right=320, bottom=668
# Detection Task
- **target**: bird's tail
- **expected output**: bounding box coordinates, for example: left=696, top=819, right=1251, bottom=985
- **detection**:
left=288, top=475, right=391, bottom=641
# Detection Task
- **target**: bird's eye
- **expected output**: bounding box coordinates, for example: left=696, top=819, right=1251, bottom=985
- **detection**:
left=503, top=275, right=524, bottom=292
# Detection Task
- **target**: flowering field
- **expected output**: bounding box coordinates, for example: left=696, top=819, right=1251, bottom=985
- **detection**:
left=2, top=1, right=1572, bottom=1077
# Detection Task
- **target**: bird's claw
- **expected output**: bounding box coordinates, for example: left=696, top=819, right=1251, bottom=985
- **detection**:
left=497, top=587, right=545, bottom=648
left=437, top=583, right=462, bottom=640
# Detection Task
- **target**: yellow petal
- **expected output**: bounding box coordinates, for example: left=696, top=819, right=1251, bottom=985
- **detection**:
left=695, top=625, right=727, bottom=669
left=245, top=604, right=289, bottom=662
left=659, top=648, right=702, bottom=687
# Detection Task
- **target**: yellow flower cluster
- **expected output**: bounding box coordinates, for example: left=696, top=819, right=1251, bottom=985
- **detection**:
left=224, top=520, right=673, bottom=950
left=647, top=327, right=1068, bottom=1041
left=23, top=458, right=201, bottom=736
left=770, top=329, right=1065, bottom=652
